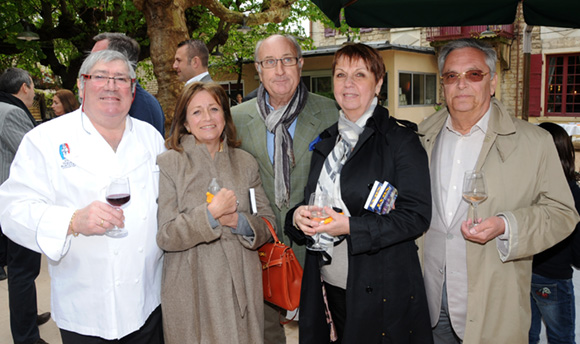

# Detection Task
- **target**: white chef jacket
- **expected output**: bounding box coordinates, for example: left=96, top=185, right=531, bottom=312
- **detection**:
left=0, top=109, right=166, bottom=339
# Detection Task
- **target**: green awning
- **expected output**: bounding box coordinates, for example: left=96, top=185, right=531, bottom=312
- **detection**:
left=312, top=0, right=580, bottom=29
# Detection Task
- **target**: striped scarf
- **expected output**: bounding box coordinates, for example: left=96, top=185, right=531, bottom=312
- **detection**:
left=315, top=98, right=377, bottom=261
left=256, top=81, right=308, bottom=208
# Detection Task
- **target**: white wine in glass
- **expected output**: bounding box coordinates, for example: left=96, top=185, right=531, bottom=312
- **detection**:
left=307, top=192, right=332, bottom=251
left=462, top=170, right=488, bottom=227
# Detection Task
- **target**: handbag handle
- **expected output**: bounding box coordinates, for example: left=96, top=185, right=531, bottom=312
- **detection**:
left=261, top=217, right=280, bottom=243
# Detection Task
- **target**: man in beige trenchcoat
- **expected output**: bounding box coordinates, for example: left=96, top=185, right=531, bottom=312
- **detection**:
left=418, top=38, right=579, bottom=343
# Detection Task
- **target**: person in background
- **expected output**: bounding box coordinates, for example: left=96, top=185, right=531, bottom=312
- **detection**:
left=418, top=38, right=579, bottom=343
left=528, top=122, right=580, bottom=344
left=0, top=67, right=50, bottom=344
left=232, top=34, right=339, bottom=343
left=173, top=39, right=213, bottom=85
left=157, top=82, right=274, bottom=344
left=92, top=32, right=166, bottom=137
left=0, top=50, right=165, bottom=344
left=51, top=89, right=79, bottom=116
left=236, top=93, right=243, bottom=104
left=287, top=43, right=433, bottom=343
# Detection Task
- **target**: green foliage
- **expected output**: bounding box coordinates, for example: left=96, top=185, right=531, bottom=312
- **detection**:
left=0, top=0, right=328, bottom=90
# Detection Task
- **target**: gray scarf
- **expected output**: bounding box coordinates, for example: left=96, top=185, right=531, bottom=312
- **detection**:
left=256, top=81, right=309, bottom=208
left=315, top=98, right=377, bottom=261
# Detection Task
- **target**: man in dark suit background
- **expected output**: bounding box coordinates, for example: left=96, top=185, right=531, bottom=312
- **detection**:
left=0, top=67, right=50, bottom=344
left=173, top=39, right=213, bottom=85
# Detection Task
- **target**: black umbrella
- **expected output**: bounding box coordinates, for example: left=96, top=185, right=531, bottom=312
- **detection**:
left=312, top=0, right=580, bottom=29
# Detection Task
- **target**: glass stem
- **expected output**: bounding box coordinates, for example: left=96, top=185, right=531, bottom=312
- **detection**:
left=472, top=204, right=478, bottom=225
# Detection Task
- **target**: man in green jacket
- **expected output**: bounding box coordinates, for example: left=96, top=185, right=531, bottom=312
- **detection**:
left=232, top=34, right=339, bottom=344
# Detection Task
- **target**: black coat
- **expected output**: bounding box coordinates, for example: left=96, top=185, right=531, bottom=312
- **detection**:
left=285, top=106, right=433, bottom=343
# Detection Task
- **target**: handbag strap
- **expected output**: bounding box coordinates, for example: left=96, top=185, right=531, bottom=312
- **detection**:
left=261, top=217, right=280, bottom=243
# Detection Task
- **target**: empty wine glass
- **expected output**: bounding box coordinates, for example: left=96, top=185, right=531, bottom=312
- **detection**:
left=307, top=192, right=332, bottom=251
left=462, top=170, right=488, bottom=227
left=105, top=177, right=131, bottom=238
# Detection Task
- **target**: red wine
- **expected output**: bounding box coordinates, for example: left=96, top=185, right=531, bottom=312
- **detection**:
left=106, top=193, right=130, bottom=207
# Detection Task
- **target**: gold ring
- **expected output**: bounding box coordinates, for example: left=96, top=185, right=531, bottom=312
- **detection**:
left=100, top=219, right=104, bottom=227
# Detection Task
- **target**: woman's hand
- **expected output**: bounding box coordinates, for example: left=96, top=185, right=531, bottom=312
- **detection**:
left=218, top=212, right=239, bottom=228
left=319, top=207, right=350, bottom=236
left=207, top=188, right=237, bottom=220
left=293, top=205, right=320, bottom=237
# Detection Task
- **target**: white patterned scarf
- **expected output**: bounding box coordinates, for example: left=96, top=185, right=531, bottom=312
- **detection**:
left=256, top=82, right=309, bottom=208
left=315, top=98, right=377, bottom=262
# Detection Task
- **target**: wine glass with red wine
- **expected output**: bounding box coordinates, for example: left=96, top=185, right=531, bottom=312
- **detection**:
left=105, top=177, right=130, bottom=238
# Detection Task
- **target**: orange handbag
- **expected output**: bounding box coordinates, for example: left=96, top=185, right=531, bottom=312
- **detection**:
left=258, top=217, right=303, bottom=311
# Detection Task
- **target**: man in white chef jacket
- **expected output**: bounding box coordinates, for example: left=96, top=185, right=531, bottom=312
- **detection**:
left=0, top=50, right=166, bottom=344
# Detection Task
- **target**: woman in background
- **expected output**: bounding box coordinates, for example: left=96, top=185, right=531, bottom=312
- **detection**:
left=51, top=89, right=79, bottom=116
left=529, top=122, right=580, bottom=344
left=157, top=82, right=274, bottom=344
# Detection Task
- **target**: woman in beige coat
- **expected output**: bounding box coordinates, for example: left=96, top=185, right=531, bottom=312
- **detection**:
left=157, top=82, right=274, bottom=344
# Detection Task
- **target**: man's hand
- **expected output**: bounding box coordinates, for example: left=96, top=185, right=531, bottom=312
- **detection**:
left=461, top=216, right=505, bottom=244
left=70, top=201, right=125, bottom=236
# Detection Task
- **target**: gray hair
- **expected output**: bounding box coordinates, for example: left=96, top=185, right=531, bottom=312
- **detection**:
left=94, top=32, right=140, bottom=66
left=78, top=50, right=136, bottom=94
left=0, top=68, right=32, bottom=94
left=438, top=38, right=497, bottom=78
left=177, top=39, right=209, bottom=68
left=254, top=34, right=303, bottom=74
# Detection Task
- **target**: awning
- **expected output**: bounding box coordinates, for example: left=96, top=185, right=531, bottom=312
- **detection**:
left=312, top=0, right=580, bottom=29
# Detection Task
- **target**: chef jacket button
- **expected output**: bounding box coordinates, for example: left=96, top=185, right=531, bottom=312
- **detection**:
left=439, top=268, right=444, bottom=274
left=366, top=286, right=373, bottom=293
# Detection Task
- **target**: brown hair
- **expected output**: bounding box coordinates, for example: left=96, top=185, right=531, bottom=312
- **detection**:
left=54, top=89, right=80, bottom=114
left=166, top=82, right=240, bottom=152
left=539, top=122, right=576, bottom=182
left=332, top=43, right=385, bottom=83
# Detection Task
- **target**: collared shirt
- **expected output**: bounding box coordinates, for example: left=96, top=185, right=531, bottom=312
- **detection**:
left=185, top=71, right=210, bottom=85
left=264, top=92, right=298, bottom=163
left=0, top=109, right=166, bottom=339
left=437, top=109, right=489, bottom=337
left=439, top=112, right=490, bottom=226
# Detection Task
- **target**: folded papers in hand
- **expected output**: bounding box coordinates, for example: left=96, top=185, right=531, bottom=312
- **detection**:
left=364, top=180, right=398, bottom=214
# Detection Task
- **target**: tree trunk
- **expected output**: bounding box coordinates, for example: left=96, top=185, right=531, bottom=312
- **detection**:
left=136, top=0, right=189, bottom=136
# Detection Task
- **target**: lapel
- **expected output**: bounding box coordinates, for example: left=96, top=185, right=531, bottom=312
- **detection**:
left=474, top=98, right=517, bottom=171
left=420, top=109, right=449, bottom=227
left=293, top=103, right=323, bottom=167
left=244, top=111, right=274, bottom=177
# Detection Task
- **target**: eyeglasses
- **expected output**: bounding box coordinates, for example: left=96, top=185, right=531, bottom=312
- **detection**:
left=440, top=70, right=489, bottom=85
left=81, top=74, right=135, bottom=88
left=257, top=57, right=299, bottom=69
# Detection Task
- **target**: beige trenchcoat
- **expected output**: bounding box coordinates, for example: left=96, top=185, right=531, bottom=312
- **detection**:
left=418, top=98, right=579, bottom=343
left=157, top=135, right=275, bottom=344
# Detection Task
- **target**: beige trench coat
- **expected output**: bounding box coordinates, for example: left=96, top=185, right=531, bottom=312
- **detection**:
left=157, top=135, right=275, bottom=344
left=418, top=98, right=579, bottom=343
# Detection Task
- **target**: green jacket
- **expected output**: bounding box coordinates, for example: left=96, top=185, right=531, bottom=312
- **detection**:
left=232, top=93, right=339, bottom=264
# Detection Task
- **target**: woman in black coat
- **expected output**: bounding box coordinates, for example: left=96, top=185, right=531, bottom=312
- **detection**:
left=285, top=43, right=433, bottom=343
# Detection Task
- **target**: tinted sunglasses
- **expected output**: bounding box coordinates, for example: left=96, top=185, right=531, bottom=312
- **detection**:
left=440, top=70, right=489, bottom=85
